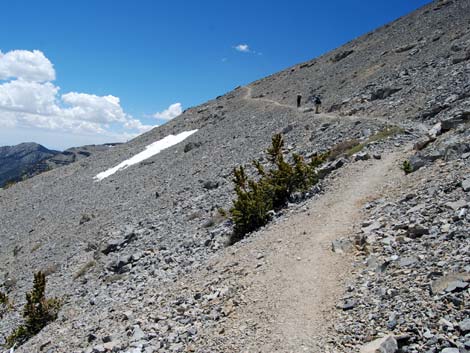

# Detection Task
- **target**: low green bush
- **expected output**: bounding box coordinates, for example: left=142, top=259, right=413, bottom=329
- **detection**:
left=402, top=160, right=413, bottom=174
left=229, top=134, right=326, bottom=243
left=0, top=291, right=9, bottom=305
left=6, top=272, right=61, bottom=348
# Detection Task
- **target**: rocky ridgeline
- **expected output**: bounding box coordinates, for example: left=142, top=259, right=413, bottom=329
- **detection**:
left=0, top=143, right=58, bottom=188
left=329, top=124, right=470, bottom=353
left=249, top=0, right=470, bottom=127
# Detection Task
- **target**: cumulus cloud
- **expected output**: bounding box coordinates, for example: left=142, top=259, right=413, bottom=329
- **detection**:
left=0, top=79, right=59, bottom=115
left=0, top=49, right=155, bottom=141
left=61, top=93, right=128, bottom=124
left=153, top=102, right=182, bottom=121
left=124, top=118, right=154, bottom=133
left=0, top=50, right=55, bottom=82
left=234, top=44, right=250, bottom=53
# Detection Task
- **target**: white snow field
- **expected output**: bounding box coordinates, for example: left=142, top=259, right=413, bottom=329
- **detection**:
left=94, top=129, right=198, bottom=181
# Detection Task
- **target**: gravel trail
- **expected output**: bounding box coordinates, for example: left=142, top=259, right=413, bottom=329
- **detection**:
left=211, top=148, right=407, bottom=352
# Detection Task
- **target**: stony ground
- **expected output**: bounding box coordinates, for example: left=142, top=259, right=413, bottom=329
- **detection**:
left=1, top=0, right=470, bottom=352
left=191, top=148, right=408, bottom=353
left=331, top=127, right=470, bottom=353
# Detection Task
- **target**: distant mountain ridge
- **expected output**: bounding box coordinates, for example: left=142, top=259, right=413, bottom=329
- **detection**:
left=0, top=142, right=121, bottom=188
left=0, top=143, right=58, bottom=187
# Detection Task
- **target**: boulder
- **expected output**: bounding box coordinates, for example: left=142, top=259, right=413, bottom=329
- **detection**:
left=408, top=155, right=426, bottom=172
left=428, top=122, right=442, bottom=138
left=461, top=178, right=470, bottom=192
left=458, top=318, right=470, bottom=333
left=441, top=111, right=470, bottom=131
left=440, top=348, right=459, bottom=353
left=354, top=152, right=371, bottom=161
left=80, top=214, right=93, bottom=225
left=183, top=141, right=202, bottom=153
left=107, top=255, right=133, bottom=273
left=203, top=180, right=219, bottom=190
left=282, top=124, right=294, bottom=134
left=370, top=88, right=402, bottom=101
left=360, top=336, right=398, bottom=353
left=337, top=298, right=357, bottom=310
left=414, top=136, right=435, bottom=151
left=431, top=273, right=470, bottom=294
left=101, top=231, right=137, bottom=255
left=407, top=224, right=429, bottom=238
left=331, top=50, right=354, bottom=62
left=445, top=199, right=467, bottom=211
left=318, top=158, right=345, bottom=178
left=331, top=238, right=354, bottom=254
left=395, top=43, right=416, bottom=53
left=451, top=51, right=470, bottom=64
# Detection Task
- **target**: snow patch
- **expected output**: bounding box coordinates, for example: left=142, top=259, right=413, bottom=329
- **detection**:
left=94, top=129, right=198, bottom=181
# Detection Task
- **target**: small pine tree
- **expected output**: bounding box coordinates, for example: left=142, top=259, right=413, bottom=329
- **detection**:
left=229, top=134, right=325, bottom=243
left=6, top=272, right=61, bottom=348
left=230, top=167, right=273, bottom=242
left=0, top=291, right=8, bottom=305
left=0, top=291, right=12, bottom=319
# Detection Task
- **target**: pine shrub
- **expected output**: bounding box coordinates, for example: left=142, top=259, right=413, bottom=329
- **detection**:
left=402, top=160, right=413, bottom=174
left=0, top=291, right=11, bottom=319
left=0, top=291, right=8, bottom=306
left=229, top=134, right=326, bottom=243
left=6, top=272, right=61, bottom=348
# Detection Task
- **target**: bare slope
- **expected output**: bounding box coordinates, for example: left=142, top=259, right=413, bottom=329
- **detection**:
left=0, top=0, right=469, bottom=351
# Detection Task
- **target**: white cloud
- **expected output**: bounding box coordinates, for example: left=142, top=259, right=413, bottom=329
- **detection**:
left=0, top=79, right=59, bottom=115
left=0, top=50, right=55, bottom=82
left=61, top=93, right=128, bottom=124
left=0, top=49, right=156, bottom=143
left=234, top=44, right=250, bottom=53
left=153, top=102, right=182, bottom=121
left=124, top=118, right=154, bottom=133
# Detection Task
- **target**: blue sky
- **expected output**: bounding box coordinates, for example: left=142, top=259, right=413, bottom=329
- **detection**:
left=0, top=0, right=431, bottom=150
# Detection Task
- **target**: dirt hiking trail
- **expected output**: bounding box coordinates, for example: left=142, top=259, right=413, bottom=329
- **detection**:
left=241, top=85, right=414, bottom=129
left=206, top=148, right=407, bottom=352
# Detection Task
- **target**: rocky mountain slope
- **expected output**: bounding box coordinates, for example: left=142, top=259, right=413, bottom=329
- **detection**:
left=0, top=0, right=469, bottom=352
left=0, top=143, right=58, bottom=188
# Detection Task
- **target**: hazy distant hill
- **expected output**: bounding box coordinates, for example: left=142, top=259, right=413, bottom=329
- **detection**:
left=0, top=142, right=121, bottom=188
left=0, top=143, right=58, bottom=187
left=23, top=143, right=122, bottom=180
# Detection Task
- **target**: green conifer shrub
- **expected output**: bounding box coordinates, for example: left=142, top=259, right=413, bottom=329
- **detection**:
left=402, top=160, right=413, bottom=174
left=6, top=272, right=61, bottom=348
left=0, top=291, right=12, bottom=319
left=229, top=134, right=326, bottom=243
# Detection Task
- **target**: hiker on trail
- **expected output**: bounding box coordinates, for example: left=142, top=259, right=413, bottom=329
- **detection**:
left=313, top=95, right=322, bottom=114
left=297, top=94, right=302, bottom=108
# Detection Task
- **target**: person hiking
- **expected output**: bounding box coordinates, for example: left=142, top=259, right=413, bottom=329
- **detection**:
left=313, top=95, right=322, bottom=114
left=297, top=94, right=302, bottom=108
